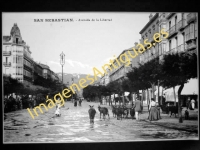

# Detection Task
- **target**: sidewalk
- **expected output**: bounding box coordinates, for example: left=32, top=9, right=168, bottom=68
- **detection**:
left=101, top=103, right=198, bottom=133
left=140, top=107, right=198, bottom=133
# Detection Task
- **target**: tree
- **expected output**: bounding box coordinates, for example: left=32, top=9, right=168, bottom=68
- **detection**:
left=161, top=52, right=197, bottom=123
left=107, top=81, right=123, bottom=105
left=121, top=78, right=135, bottom=105
left=3, top=75, right=24, bottom=96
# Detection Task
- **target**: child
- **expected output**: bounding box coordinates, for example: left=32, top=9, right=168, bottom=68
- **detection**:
left=55, top=102, right=61, bottom=117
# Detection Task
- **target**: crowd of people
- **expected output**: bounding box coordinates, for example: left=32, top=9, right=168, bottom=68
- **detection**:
left=4, top=93, right=46, bottom=112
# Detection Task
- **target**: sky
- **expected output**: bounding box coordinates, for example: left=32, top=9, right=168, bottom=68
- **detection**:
left=2, top=12, right=154, bottom=75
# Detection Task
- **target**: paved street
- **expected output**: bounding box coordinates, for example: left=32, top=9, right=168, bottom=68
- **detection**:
left=4, top=100, right=198, bottom=143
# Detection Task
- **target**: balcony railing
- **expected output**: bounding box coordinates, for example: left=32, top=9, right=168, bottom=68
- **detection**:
left=167, top=24, right=178, bottom=38
left=177, top=19, right=187, bottom=30
left=166, top=13, right=175, bottom=19
left=187, top=13, right=196, bottom=24
left=177, top=44, right=186, bottom=53
left=3, top=51, right=11, bottom=56
left=186, top=40, right=196, bottom=50
left=3, top=62, right=11, bottom=67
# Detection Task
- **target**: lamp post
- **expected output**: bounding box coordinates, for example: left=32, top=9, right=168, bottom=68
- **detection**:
left=60, top=52, right=65, bottom=91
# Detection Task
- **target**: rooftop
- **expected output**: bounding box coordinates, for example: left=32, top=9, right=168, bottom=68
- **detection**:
left=139, top=13, right=159, bottom=34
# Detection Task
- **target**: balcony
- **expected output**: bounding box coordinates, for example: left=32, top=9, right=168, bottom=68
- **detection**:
left=177, top=19, right=187, bottom=30
left=167, top=24, right=178, bottom=39
left=187, top=13, right=196, bottom=24
left=177, top=44, right=186, bottom=53
left=166, top=13, right=175, bottom=19
left=186, top=40, right=196, bottom=51
left=3, top=62, right=11, bottom=67
left=3, top=51, right=11, bottom=56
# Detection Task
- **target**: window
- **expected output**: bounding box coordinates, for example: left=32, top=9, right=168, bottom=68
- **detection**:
left=152, top=25, right=155, bottom=31
left=175, top=16, right=177, bottom=30
left=13, top=56, right=17, bottom=63
left=169, top=40, right=172, bottom=51
left=175, top=37, right=178, bottom=48
left=16, top=38, right=19, bottom=44
left=148, top=29, right=151, bottom=34
left=190, top=23, right=194, bottom=39
left=162, top=43, right=166, bottom=54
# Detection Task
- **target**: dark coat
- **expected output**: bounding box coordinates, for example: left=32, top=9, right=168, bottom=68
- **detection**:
left=134, top=100, right=143, bottom=112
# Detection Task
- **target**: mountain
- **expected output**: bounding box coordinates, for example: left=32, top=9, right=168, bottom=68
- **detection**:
left=56, top=73, right=100, bottom=97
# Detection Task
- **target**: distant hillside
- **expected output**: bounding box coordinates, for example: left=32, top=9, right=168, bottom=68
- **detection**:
left=56, top=73, right=100, bottom=97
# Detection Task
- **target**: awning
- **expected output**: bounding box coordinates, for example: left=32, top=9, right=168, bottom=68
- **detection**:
left=181, top=78, right=198, bottom=95
left=163, top=86, right=179, bottom=102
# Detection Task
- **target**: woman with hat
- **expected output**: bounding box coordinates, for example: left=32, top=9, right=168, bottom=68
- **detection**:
left=149, top=98, right=160, bottom=121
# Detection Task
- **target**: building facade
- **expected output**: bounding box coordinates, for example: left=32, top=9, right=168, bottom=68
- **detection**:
left=108, top=47, right=140, bottom=83
left=3, top=23, right=34, bottom=85
left=165, top=13, right=197, bottom=56
left=38, top=63, right=51, bottom=79
left=162, top=12, right=198, bottom=103
left=138, top=13, right=198, bottom=104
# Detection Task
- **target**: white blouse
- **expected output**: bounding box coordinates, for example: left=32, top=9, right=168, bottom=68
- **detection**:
left=149, top=101, right=156, bottom=110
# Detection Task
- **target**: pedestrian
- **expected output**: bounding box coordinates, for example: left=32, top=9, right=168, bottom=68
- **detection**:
left=190, top=98, right=195, bottom=110
left=133, top=97, right=143, bottom=121
left=74, top=97, right=77, bottom=107
left=55, top=102, right=61, bottom=116
left=187, top=97, right=191, bottom=109
left=148, top=98, right=160, bottom=121
left=78, top=98, right=82, bottom=106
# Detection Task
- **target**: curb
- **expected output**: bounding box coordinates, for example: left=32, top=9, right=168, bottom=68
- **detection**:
left=143, top=119, right=198, bottom=134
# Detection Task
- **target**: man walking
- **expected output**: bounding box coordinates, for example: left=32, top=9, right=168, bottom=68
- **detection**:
left=134, top=97, right=143, bottom=121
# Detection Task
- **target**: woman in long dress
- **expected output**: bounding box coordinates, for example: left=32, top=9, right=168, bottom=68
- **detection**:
left=149, top=98, right=160, bottom=121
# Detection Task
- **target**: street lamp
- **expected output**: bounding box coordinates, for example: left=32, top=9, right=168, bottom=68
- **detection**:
left=60, top=52, right=65, bottom=91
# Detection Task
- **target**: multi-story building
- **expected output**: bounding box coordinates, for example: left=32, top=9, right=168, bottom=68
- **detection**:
left=38, top=63, right=51, bottom=79
left=100, top=73, right=109, bottom=86
left=139, top=13, right=167, bottom=104
left=108, top=45, right=140, bottom=83
left=165, top=12, right=197, bottom=56
left=23, top=45, right=34, bottom=84
left=138, top=13, right=198, bottom=104
left=50, top=70, right=59, bottom=82
left=139, top=13, right=160, bottom=64
left=3, top=23, right=34, bottom=85
left=162, top=12, right=198, bottom=103
left=33, top=61, right=43, bottom=77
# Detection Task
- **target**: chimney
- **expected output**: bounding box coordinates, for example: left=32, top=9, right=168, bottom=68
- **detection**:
left=149, top=13, right=153, bottom=20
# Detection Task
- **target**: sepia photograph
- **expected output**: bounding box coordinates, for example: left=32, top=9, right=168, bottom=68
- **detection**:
left=2, top=12, right=199, bottom=143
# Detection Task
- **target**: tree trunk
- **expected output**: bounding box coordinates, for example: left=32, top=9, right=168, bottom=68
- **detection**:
left=141, top=90, right=144, bottom=106
left=114, top=93, right=116, bottom=105
left=178, top=83, right=184, bottom=123
left=173, top=86, right=176, bottom=106
left=122, top=92, right=125, bottom=105
left=161, top=87, right=163, bottom=105
left=147, top=88, right=149, bottom=109
left=109, top=95, right=111, bottom=106
left=130, top=91, right=133, bottom=106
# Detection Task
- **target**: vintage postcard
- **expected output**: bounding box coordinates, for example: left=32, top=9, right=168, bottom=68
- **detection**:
left=2, top=12, right=198, bottom=143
